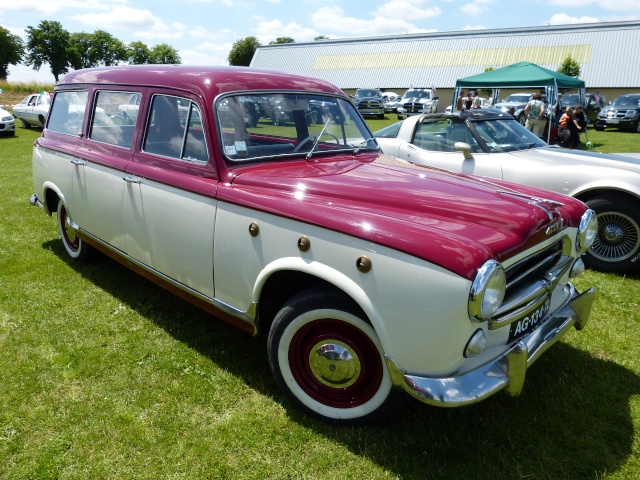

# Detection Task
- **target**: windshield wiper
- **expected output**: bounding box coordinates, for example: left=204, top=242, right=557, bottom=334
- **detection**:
left=306, top=118, right=332, bottom=161
left=353, top=137, right=377, bottom=155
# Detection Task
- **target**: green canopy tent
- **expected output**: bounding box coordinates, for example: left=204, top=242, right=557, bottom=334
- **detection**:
left=454, top=61, right=586, bottom=141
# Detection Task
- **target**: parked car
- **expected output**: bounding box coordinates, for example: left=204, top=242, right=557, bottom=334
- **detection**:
left=374, top=109, right=640, bottom=273
left=381, top=92, right=400, bottom=112
left=0, top=106, right=15, bottom=136
left=31, top=65, right=595, bottom=425
left=396, top=88, right=439, bottom=119
left=595, top=93, right=640, bottom=132
left=352, top=88, right=385, bottom=118
left=560, top=92, right=606, bottom=124
left=12, top=92, right=52, bottom=128
left=494, top=92, right=549, bottom=126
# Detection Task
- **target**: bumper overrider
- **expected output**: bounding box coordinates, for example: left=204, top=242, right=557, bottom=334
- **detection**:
left=384, top=283, right=595, bottom=407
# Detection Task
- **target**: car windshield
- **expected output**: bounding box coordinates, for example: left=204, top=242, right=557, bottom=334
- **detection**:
left=562, top=94, right=580, bottom=106
left=373, top=121, right=402, bottom=138
left=470, top=118, right=547, bottom=152
left=217, top=93, right=377, bottom=162
left=612, top=96, right=640, bottom=107
left=504, top=95, right=531, bottom=103
left=356, top=89, right=380, bottom=98
left=405, top=91, right=431, bottom=100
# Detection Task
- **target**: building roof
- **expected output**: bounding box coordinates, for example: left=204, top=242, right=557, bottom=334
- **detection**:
left=250, top=21, right=640, bottom=90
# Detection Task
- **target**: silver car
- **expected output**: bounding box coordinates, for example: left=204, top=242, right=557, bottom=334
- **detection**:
left=12, top=92, right=52, bottom=128
left=0, top=106, right=15, bottom=135
left=374, top=110, right=640, bottom=274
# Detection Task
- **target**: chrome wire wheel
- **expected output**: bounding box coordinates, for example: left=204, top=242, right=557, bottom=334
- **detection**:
left=590, top=211, right=640, bottom=263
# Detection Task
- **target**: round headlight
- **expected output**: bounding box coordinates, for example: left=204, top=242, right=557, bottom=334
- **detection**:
left=469, top=260, right=506, bottom=322
left=577, top=209, right=598, bottom=253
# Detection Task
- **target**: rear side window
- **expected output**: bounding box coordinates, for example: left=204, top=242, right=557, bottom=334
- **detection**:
left=143, top=94, right=208, bottom=163
left=89, top=91, right=140, bottom=149
left=47, top=91, right=89, bottom=135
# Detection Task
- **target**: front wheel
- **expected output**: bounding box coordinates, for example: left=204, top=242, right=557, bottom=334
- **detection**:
left=20, top=119, right=31, bottom=129
left=268, top=288, right=401, bottom=425
left=57, top=200, right=91, bottom=262
left=584, top=195, right=640, bottom=273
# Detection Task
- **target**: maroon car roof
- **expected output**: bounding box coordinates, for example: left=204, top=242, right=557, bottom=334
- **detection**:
left=55, top=65, right=345, bottom=99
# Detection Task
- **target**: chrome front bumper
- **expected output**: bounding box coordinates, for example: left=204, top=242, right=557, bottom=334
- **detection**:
left=384, top=284, right=595, bottom=407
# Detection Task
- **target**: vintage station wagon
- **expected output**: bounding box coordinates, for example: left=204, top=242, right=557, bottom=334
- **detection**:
left=31, top=65, right=596, bottom=424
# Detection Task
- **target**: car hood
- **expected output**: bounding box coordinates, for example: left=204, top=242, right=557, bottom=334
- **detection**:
left=221, top=154, right=586, bottom=280
left=512, top=146, right=640, bottom=172
left=494, top=101, right=526, bottom=109
left=355, top=96, right=382, bottom=102
left=402, top=97, right=434, bottom=104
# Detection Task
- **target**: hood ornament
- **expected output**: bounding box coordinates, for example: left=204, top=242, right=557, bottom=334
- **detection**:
left=498, top=191, right=564, bottom=236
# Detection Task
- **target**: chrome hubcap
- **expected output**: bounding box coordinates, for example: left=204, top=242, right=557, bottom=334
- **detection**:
left=309, top=341, right=361, bottom=388
left=591, top=211, right=640, bottom=261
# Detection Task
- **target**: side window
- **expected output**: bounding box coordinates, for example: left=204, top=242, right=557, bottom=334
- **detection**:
left=89, top=91, right=140, bottom=148
left=143, top=94, right=207, bottom=163
left=47, top=91, right=89, bottom=135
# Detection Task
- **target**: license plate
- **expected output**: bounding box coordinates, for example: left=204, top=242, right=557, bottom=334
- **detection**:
left=608, top=118, right=619, bottom=124
left=508, top=299, right=551, bottom=342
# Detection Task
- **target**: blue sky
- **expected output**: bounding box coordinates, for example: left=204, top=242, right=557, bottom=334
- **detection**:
left=2, top=0, right=639, bottom=83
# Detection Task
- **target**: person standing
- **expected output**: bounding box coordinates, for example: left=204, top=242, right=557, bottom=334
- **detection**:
left=553, top=93, right=563, bottom=127
left=464, top=92, right=473, bottom=110
left=472, top=91, right=482, bottom=109
left=524, top=93, right=546, bottom=137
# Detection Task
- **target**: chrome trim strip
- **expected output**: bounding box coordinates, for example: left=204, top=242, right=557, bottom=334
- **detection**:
left=385, top=284, right=595, bottom=408
left=79, top=229, right=258, bottom=329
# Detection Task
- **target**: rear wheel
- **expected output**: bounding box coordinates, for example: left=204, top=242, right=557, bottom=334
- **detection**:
left=57, top=201, right=91, bottom=262
left=585, top=195, right=640, bottom=273
left=518, top=113, right=526, bottom=126
left=268, top=288, right=400, bottom=425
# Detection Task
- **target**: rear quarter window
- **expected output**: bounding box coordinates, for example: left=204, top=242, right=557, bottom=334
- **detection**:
left=47, top=91, right=89, bottom=135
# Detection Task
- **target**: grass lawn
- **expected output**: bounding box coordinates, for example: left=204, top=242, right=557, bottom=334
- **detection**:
left=1, top=124, right=639, bottom=479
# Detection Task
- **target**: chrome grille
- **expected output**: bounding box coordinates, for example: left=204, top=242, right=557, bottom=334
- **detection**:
left=489, top=238, right=573, bottom=330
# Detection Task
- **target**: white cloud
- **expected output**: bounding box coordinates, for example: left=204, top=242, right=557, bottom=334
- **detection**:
left=547, top=13, right=600, bottom=25
left=374, top=0, right=442, bottom=20
left=72, top=7, right=186, bottom=40
left=252, top=18, right=318, bottom=43
left=310, top=6, right=440, bottom=36
left=462, top=25, right=488, bottom=31
left=459, top=0, right=495, bottom=16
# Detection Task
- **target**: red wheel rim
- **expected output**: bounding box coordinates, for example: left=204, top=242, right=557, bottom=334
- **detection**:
left=288, top=319, right=383, bottom=408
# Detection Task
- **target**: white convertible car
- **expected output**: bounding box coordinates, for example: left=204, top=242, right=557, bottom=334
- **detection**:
left=374, top=110, right=640, bottom=274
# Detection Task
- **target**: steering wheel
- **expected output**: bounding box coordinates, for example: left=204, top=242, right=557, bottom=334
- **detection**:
left=293, top=132, right=340, bottom=152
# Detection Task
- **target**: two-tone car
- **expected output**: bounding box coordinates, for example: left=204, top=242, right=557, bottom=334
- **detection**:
left=31, top=65, right=595, bottom=425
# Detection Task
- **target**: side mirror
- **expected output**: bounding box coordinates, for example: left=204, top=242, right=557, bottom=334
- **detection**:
left=454, top=142, right=474, bottom=160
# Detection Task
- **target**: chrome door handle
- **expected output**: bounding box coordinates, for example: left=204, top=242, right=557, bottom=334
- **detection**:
left=123, top=174, right=142, bottom=184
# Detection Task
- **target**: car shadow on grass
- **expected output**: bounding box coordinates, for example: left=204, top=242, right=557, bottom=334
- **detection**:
left=46, top=240, right=640, bottom=480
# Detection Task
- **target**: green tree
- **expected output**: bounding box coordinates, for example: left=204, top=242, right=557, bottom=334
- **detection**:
left=127, top=41, right=153, bottom=65
left=90, top=30, right=128, bottom=66
left=228, top=36, right=260, bottom=66
left=314, top=36, right=329, bottom=41
left=557, top=55, right=581, bottom=78
left=0, top=26, right=24, bottom=80
left=25, top=20, right=72, bottom=81
left=150, top=43, right=181, bottom=64
left=69, top=32, right=96, bottom=69
left=478, top=66, right=494, bottom=98
left=269, top=37, right=295, bottom=44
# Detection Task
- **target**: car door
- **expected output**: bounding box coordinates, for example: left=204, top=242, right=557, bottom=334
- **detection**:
left=125, top=92, right=218, bottom=299
left=398, top=117, right=504, bottom=178
left=72, top=89, right=142, bottom=252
